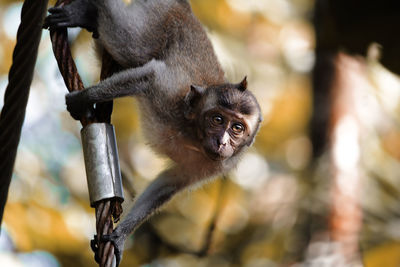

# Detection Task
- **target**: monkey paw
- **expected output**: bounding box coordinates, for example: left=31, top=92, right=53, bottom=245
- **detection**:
left=90, top=235, right=101, bottom=263
left=65, top=91, right=93, bottom=121
left=43, top=6, right=77, bottom=30
left=43, top=3, right=99, bottom=38
left=91, top=231, right=125, bottom=267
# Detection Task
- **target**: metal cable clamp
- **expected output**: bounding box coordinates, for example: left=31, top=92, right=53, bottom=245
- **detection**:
left=81, top=123, right=124, bottom=206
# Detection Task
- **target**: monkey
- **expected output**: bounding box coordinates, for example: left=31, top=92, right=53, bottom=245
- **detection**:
left=44, top=0, right=262, bottom=265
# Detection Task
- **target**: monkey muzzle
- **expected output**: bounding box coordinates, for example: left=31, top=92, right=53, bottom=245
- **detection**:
left=203, top=141, right=234, bottom=162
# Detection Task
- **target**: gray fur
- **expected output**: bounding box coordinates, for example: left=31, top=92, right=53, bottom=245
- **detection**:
left=45, top=0, right=261, bottom=265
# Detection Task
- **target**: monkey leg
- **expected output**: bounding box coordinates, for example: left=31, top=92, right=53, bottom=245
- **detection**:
left=99, top=167, right=190, bottom=266
left=92, top=0, right=182, bottom=67
left=43, top=0, right=99, bottom=37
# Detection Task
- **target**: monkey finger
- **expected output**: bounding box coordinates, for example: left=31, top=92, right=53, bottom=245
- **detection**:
left=90, top=235, right=98, bottom=253
left=46, top=13, right=68, bottom=20
left=100, top=234, right=121, bottom=267
left=43, top=21, right=63, bottom=30
left=43, top=16, right=69, bottom=29
left=46, top=13, right=71, bottom=22
left=51, top=22, right=75, bottom=29
left=44, top=17, right=68, bottom=26
left=90, top=235, right=101, bottom=263
left=48, top=7, right=65, bottom=14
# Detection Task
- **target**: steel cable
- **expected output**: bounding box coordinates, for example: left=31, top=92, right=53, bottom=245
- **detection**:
left=49, top=1, right=122, bottom=266
left=0, top=0, right=49, bottom=226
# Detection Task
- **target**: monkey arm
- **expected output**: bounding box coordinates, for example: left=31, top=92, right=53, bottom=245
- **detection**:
left=102, top=167, right=190, bottom=266
left=66, top=59, right=166, bottom=120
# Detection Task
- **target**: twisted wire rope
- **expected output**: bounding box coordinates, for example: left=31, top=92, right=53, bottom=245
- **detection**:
left=0, top=0, right=49, bottom=225
left=0, top=0, right=122, bottom=264
left=48, top=1, right=122, bottom=266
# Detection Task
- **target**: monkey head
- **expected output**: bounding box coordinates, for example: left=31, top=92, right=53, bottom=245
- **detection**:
left=185, top=77, right=262, bottom=161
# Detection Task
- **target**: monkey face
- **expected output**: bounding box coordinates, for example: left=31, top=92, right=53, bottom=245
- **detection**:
left=190, top=77, right=262, bottom=161
left=201, top=108, right=250, bottom=161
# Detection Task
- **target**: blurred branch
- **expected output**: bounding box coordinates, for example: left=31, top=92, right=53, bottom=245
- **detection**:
left=328, top=53, right=364, bottom=263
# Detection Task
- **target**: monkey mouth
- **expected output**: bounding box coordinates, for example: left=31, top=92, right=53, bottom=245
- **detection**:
left=204, top=149, right=226, bottom=161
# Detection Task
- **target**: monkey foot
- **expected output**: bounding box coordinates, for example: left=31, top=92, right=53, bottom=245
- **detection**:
left=90, top=235, right=101, bottom=263
left=91, top=232, right=125, bottom=267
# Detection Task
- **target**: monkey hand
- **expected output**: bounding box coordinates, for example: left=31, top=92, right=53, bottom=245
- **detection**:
left=43, top=1, right=99, bottom=38
left=66, top=91, right=93, bottom=121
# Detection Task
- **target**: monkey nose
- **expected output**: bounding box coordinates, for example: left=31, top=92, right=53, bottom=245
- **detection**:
left=217, top=139, right=227, bottom=150
left=217, top=132, right=229, bottom=149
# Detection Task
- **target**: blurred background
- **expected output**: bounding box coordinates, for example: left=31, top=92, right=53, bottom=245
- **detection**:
left=1, top=0, right=400, bottom=266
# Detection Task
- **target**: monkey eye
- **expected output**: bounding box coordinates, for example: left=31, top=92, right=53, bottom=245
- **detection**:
left=212, top=115, right=224, bottom=125
left=232, top=123, right=245, bottom=133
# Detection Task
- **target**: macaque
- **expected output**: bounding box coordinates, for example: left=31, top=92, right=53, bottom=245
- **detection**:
left=44, top=0, right=262, bottom=265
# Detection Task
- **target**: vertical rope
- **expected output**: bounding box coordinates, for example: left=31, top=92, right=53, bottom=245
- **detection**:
left=0, top=0, right=49, bottom=226
left=49, top=0, right=94, bottom=126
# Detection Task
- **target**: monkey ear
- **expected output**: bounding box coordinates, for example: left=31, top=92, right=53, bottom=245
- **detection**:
left=190, top=85, right=206, bottom=96
left=237, top=76, right=248, bottom=92
left=186, top=85, right=205, bottom=104
left=184, top=85, right=205, bottom=119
